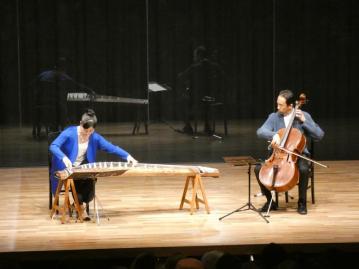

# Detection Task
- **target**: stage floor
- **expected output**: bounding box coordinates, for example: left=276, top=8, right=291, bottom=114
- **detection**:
left=1, top=160, right=359, bottom=260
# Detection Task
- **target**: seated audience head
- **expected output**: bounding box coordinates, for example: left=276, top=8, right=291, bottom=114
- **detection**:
left=130, top=251, right=157, bottom=269
left=261, top=243, right=287, bottom=268
left=175, top=257, right=203, bottom=269
left=164, top=253, right=186, bottom=269
left=215, top=253, right=242, bottom=269
left=201, top=250, right=224, bottom=269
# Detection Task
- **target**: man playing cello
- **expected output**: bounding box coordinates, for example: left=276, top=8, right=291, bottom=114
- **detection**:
left=254, top=90, right=324, bottom=214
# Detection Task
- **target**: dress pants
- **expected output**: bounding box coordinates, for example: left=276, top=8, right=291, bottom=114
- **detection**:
left=74, top=178, right=96, bottom=205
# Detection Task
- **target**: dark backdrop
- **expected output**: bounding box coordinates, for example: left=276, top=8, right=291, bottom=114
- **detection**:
left=1, top=0, right=359, bottom=122
left=0, top=0, right=147, bottom=125
left=149, top=0, right=359, bottom=121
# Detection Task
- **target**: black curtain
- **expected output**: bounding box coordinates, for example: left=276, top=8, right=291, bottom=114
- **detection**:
left=274, top=0, right=359, bottom=119
left=0, top=0, right=147, bottom=125
left=1, top=0, right=359, bottom=125
left=148, top=0, right=359, bottom=120
left=148, top=0, right=273, bottom=120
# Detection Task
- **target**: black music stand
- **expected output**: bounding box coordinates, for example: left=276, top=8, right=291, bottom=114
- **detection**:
left=219, top=156, right=269, bottom=223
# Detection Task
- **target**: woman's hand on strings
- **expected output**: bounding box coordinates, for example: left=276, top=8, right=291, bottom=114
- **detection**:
left=127, top=155, right=138, bottom=165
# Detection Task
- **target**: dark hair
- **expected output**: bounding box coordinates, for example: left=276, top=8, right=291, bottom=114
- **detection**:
left=81, top=108, right=97, bottom=129
left=278, top=89, right=295, bottom=106
left=194, top=46, right=207, bottom=61
left=55, top=57, right=67, bottom=71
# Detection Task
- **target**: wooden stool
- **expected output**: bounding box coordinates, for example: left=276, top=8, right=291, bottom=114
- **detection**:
left=179, top=174, right=210, bottom=214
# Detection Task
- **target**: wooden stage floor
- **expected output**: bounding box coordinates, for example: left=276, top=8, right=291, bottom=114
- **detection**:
left=0, top=160, right=359, bottom=260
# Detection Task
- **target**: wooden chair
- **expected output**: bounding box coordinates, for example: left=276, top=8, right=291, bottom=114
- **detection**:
left=193, top=98, right=228, bottom=136
left=32, top=81, right=62, bottom=138
left=132, top=104, right=149, bottom=135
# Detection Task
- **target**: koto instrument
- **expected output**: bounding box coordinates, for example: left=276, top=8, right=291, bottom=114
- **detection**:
left=52, top=162, right=220, bottom=222
left=55, top=162, right=220, bottom=180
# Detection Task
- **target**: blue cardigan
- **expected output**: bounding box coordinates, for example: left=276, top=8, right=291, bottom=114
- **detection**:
left=49, top=126, right=130, bottom=194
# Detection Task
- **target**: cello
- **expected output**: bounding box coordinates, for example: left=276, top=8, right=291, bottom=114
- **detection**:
left=259, top=93, right=326, bottom=193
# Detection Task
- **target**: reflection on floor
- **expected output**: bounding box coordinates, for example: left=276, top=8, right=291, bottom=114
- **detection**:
left=0, top=118, right=358, bottom=167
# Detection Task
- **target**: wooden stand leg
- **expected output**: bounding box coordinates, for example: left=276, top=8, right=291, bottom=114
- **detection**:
left=50, top=179, right=64, bottom=219
left=50, top=178, right=83, bottom=223
left=190, top=176, right=199, bottom=214
left=179, top=176, right=192, bottom=210
left=179, top=175, right=210, bottom=214
left=192, top=178, right=200, bottom=210
left=62, top=179, right=71, bottom=223
left=197, top=176, right=210, bottom=213
left=70, top=179, right=83, bottom=222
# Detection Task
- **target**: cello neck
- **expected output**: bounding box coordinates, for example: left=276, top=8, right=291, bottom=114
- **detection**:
left=280, top=103, right=298, bottom=147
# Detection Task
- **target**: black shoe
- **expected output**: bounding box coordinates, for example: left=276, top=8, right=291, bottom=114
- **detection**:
left=260, top=201, right=278, bottom=212
left=82, top=205, right=91, bottom=221
left=297, top=203, right=307, bottom=215
left=76, top=204, right=91, bottom=221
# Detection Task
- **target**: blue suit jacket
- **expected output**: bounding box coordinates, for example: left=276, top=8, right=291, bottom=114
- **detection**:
left=256, top=111, right=324, bottom=154
left=49, top=126, right=129, bottom=194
